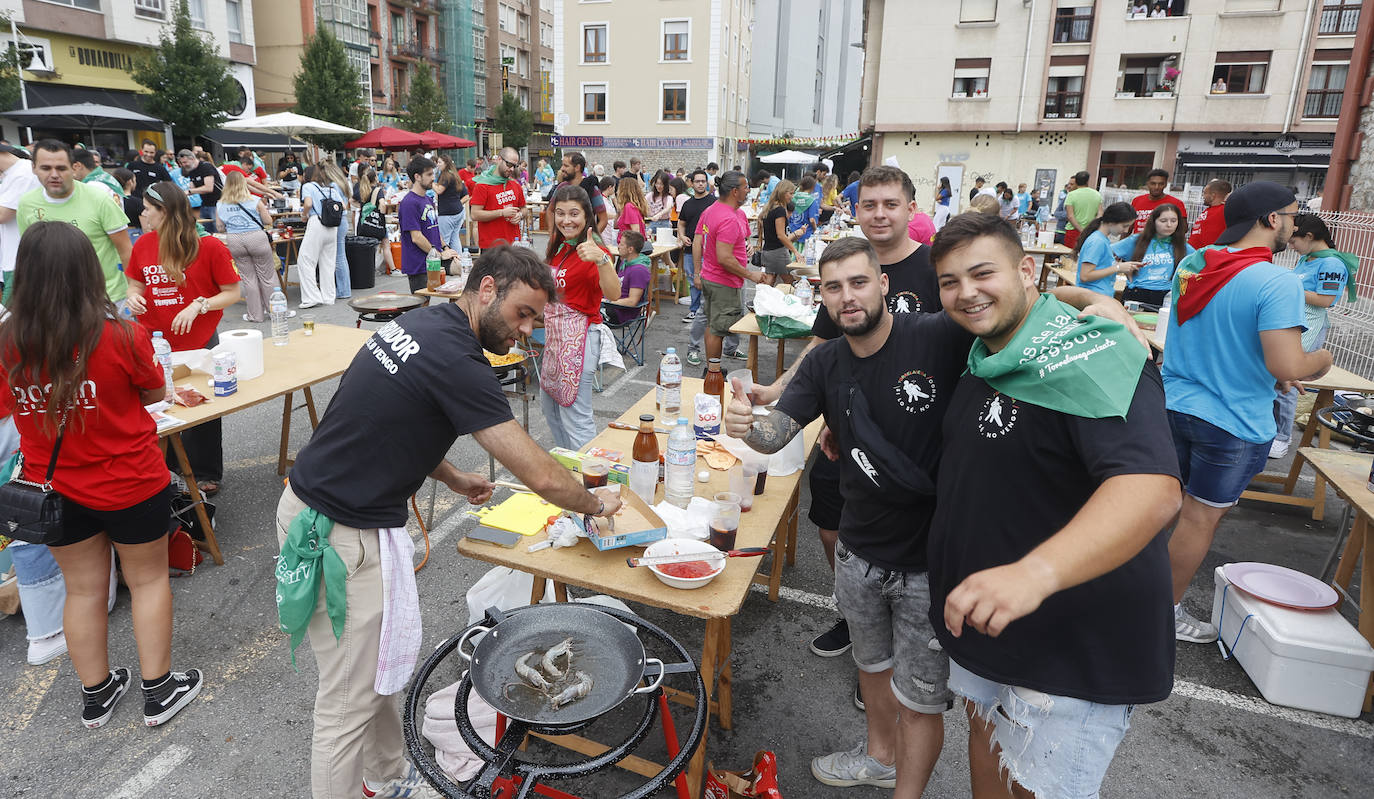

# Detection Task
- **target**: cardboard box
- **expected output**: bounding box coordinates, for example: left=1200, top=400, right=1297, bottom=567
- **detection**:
left=549, top=447, right=629, bottom=486
left=585, top=489, right=667, bottom=550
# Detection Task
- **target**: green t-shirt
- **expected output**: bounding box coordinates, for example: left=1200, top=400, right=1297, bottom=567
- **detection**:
left=1065, top=187, right=1102, bottom=232
left=17, top=180, right=130, bottom=301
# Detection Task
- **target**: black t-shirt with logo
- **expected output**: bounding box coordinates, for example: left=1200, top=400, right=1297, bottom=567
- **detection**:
left=928, top=364, right=1180, bottom=705
left=188, top=161, right=222, bottom=205
left=680, top=194, right=716, bottom=242
left=811, top=245, right=942, bottom=339
left=125, top=158, right=171, bottom=198
left=289, top=304, right=514, bottom=529
left=777, top=312, right=973, bottom=571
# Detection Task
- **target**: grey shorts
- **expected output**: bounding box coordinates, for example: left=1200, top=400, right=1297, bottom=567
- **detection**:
left=834, top=541, right=952, bottom=714
left=760, top=247, right=793, bottom=275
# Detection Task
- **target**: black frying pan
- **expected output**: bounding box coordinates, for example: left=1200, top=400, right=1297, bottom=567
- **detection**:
left=458, top=603, right=665, bottom=726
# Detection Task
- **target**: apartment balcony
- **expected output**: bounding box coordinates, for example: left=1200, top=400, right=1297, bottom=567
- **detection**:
left=388, top=40, right=447, bottom=62
left=395, top=0, right=440, bottom=15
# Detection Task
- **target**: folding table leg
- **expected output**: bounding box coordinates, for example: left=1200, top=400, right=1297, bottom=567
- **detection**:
left=169, top=432, right=224, bottom=565
left=1361, top=515, right=1374, bottom=712
left=1334, top=514, right=1366, bottom=595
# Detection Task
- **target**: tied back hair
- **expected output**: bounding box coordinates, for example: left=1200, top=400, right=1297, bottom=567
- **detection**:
left=0, top=222, right=138, bottom=435
left=1072, top=201, right=1136, bottom=257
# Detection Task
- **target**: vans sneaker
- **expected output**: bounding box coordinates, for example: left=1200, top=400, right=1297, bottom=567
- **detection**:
left=811, top=741, right=896, bottom=788
left=142, top=669, right=203, bottom=726
left=82, top=667, right=131, bottom=728
left=809, top=618, right=851, bottom=657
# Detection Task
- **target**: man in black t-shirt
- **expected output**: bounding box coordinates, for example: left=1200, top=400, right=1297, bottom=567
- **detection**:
left=176, top=150, right=221, bottom=221
left=677, top=169, right=716, bottom=325
left=926, top=212, right=1181, bottom=799
left=753, top=165, right=942, bottom=659
left=277, top=247, right=623, bottom=799
left=125, top=139, right=171, bottom=198
left=726, top=237, right=964, bottom=794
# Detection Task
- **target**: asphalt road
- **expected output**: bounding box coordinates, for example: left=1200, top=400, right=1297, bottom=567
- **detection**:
left=1, top=259, right=1370, bottom=798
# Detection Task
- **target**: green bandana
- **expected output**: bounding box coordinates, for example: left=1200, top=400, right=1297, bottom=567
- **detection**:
left=473, top=164, right=507, bottom=185
left=966, top=294, right=1147, bottom=419
left=275, top=506, right=347, bottom=667
left=792, top=191, right=816, bottom=214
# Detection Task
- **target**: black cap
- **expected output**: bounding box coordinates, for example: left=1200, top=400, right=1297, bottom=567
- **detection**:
left=1214, top=181, right=1297, bottom=246
left=0, top=143, right=30, bottom=159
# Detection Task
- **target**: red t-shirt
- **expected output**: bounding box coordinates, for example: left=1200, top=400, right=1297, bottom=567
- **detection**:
left=550, top=240, right=612, bottom=324
left=458, top=168, right=476, bottom=195
left=1188, top=203, right=1228, bottom=250
left=470, top=180, right=525, bottom=249
left=1, top=321, right=169, bottom=510
left=1131, top=193, right=1187, bottom=233
left=222, top=163, right=270, bottom=193
left=128, top=233, right=242, bottom=351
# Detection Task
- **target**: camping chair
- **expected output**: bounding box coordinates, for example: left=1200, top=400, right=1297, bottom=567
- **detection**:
left=592, top=297, right=650, bottom=392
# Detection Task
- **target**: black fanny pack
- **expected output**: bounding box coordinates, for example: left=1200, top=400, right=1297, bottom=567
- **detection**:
left=836, top=345, right=934, bottom=499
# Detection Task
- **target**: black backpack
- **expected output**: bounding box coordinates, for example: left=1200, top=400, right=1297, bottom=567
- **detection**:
left=317, top=183, right=344, bottom=228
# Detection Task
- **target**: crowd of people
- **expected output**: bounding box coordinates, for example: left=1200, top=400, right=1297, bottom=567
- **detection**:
left=0, top=130, right=1356, bottom=799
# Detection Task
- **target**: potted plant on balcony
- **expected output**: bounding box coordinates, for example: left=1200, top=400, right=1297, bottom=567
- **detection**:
left=1153, top=66, right=1180, bottom=97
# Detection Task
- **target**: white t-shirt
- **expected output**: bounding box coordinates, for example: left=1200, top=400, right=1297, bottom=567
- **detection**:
left=0, top=159, right=39, bottom=275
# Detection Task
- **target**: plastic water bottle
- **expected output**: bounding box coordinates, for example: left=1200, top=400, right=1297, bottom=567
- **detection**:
left=1156, top=291, right=1171, bottom=346
left=664, top=417, right=697, bottom=509
left=794, top=278, right=812, bottom=307
left=270, top=287, right=290, bottom=346
left=657, top=347, right=682, bottom=416
left=151, top=331, right=174, bottom=402
left=804, top=237, right=817, bottom=269
left=458, top=249, right=474, bottom=285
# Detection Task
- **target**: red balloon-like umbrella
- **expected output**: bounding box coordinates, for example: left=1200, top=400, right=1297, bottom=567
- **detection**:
left=343, top=126, right=425, bottom=150
left=418, top=130, right=477, bottom=149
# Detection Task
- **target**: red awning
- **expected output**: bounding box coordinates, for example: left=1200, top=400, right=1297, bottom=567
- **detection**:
left=419, top=130, right=476, bottom=149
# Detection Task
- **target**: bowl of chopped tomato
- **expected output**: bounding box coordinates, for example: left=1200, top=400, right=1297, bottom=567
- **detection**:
left=644, top=539, right=726, bottom=590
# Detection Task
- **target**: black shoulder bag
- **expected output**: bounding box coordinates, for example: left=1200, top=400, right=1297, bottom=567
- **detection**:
left=834, top=345, right=935, bottom=498
left=0, top=409, right=69, bottom=545
left=239, top=201, right=275, bottom=252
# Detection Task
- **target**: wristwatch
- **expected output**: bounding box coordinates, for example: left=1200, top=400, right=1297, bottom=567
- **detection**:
left=194, top=297, right=209, bottom=315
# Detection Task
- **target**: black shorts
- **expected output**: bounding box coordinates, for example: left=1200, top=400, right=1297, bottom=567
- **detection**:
left=806, top=451, right=844, bottom=530
left=55, top=483, right=174, bottom=547
left=1121, top=287, right=1168, bottom=309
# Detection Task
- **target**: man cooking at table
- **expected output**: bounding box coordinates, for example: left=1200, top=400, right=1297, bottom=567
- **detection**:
left=275, top=245, right=622, bottom=799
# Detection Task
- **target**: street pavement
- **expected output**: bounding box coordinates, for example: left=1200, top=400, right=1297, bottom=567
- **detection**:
left=1, top=253, right=1370, bottom=798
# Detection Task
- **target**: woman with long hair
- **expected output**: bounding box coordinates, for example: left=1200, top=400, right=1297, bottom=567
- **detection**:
left=320, top=161, right=353, bottom=300
left=614, top=176, right=650, bottom=243
left=380, top=156, right=402, bottom=192
left=435, top=155, right=467, bottom=251
left=217, top=171, right=277, bottom=323
left=126, top=181, right=241, bottom=496
left=759, top=179, right=803, bottom=285
left=0, top=222, right=201, bottom=728
left=296, top=164, right=343, bottom=308
left=540, top=185, right=621, bottom=449
left=1072, top=201, right=1137, bottom=296
left=1109, top=203, right=1192, bottom=307
left=357, top=167, right=396, bottom=274
left=646, top=171, right=673, bottom=238
left=597, top=176, right=620, bottom=248
left=818, top=174, right=841, bottom=225
left=933, top=176, right=953, bottom=230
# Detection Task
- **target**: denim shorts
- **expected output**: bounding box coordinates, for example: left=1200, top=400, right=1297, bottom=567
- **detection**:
left=833, top=542, right=951, bottom=714
left=1167, top=411, right=1269, bottom=508
left=949, top=660, right=1133, bottom=799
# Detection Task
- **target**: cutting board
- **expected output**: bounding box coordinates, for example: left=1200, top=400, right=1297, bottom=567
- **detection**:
left=468, top=492, right=558, bottom=536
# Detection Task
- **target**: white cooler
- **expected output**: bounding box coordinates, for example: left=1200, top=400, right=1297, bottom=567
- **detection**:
left=1211, top=565, right=1374, bottom=718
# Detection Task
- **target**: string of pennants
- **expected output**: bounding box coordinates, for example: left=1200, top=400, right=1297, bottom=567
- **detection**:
left=740, top=133, right=864, bottom=148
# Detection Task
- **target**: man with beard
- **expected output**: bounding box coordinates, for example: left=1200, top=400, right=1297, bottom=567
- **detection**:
left=275, top=246, right=622, bottom=799
left=470, top=147, right=529, bottom=249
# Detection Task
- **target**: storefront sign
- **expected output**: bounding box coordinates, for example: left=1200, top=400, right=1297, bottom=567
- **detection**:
left=1214, top=135, right=1327, bottom=152
left=552, top=135, right=714, bottom=149
left=552, top=135, right=604, bottom=147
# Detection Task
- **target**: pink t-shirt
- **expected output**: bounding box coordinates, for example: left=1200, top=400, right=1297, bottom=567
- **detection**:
left=695, top=202, right=749, bottom=289
left=616, top=202, right=646, bottom=238
left=908, top=212, right=936, bottom=246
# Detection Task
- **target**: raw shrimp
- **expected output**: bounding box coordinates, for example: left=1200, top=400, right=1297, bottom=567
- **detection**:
left=550, top=671, right=594, bottom=709
left=540, top=638, right=574, bottom=679
left=515, top=652, right=552, bottom=691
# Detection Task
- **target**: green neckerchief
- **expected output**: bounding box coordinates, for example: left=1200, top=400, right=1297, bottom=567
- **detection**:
left=83, top=167, right=126, bottom=197
left=1304, top=247, right=1359, bottom=303
left=275, top=506, right=347, bottom=667
left=791, top=191, right=816, bottom=214
left=966, top=294, right=1147, bottom=419
left=553, top=231, right=606, bottom=261
left=621, top=253, right=650, bottom=274
left=473, top=164, right=507, bottom=185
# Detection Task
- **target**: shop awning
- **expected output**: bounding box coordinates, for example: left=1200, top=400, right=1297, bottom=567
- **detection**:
left=1289, top=154, right=1330, bottom=170
left=1177, top=153, right=1306, bottom=170
left=819, top=136, right=870, bottom=160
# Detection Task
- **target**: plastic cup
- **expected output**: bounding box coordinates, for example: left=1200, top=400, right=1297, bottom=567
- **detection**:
left=582, top=457, right=610, bottom=489
left=302, top=314, right=316, bottom=336
left=728, top=466, right=755, bottom=512
left=727, top=369, right=754, bottom=406
left=710, top=491, right=741, bottom=550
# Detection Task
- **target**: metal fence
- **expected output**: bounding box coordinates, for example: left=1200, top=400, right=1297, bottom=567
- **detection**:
left=1098, top=187, right=1374, bottom=380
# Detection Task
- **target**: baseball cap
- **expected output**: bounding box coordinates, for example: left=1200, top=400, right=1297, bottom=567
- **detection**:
left=0, top=143, right=30, bottom=159
left=1214, top=181, right=1297, bottom=246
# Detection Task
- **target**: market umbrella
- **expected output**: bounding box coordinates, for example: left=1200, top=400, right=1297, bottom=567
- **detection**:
left=1, top=102, right=161, bottom=144
left=758, top=149, right=820, bottom=165
left=344, top=126, right=425, bottom=151
left=418, top=130, right=476, bottom=149
left=222, top=112, right=361, bottom=152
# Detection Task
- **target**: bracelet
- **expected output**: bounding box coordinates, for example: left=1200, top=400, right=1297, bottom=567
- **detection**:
left=596, top=498, right=605, bottom=516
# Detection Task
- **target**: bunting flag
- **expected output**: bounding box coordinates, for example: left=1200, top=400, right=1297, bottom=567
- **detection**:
left=739, top=133, right=864, bottom=148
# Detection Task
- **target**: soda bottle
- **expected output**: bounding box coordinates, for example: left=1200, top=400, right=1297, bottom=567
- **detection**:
left=151, top=331, right=174, bottom=402
left=269, top=287, right=290, bottom=346
left=629, top=413, right=660, bottom=502
left=703, top=358, right=725, bottom=406
left=426, top=246, right=443, bottom=290
left=657, top=348, right=682, bottom=416
left=664, top=418, right=697, bottom=508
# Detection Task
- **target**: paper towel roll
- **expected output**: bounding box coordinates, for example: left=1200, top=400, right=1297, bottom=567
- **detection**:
left=214, top=328, right=264, bottom=381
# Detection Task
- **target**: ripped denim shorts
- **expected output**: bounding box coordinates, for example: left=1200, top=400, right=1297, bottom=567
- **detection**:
left=948, top=660, right=1133, bottom=799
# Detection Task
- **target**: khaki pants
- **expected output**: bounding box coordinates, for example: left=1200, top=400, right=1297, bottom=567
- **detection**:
left=276, top=486, right=404, bottom=798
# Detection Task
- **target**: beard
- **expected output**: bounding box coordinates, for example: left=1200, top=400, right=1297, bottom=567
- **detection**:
left=832, top=301, right=885, bottom=337
left=477, top=300, right=517, bottom=354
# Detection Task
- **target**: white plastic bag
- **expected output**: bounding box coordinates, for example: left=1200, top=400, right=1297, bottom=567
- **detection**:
left=709, top=430, right=805, bottom=477
left=752, top=283, right=817, bottom=325
left=465, top=567, right=556, bottom=625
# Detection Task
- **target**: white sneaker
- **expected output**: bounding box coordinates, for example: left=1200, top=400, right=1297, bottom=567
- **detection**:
left=1175, top=604, right=1218, bottom=644
left=27, top=632, right=67, bottom=665
left=362, top=763, right=441, bottom=798
left=1268, top=438, right=1289, bottom=459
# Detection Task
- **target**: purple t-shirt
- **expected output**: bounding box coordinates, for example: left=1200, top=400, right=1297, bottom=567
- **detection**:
left=607, top=258, right=651, bottom=324
left=399, top=190, right=441, bottom=276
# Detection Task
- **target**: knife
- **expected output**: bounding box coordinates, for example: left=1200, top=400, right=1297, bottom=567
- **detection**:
left=626, top=548, right=769, bottom=568
left=608, top=421, right=670, bottom=434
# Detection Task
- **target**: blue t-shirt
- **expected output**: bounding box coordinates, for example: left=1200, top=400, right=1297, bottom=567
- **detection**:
left=1295, top=253, right=1348, bottom=299
left=301, top=182, right=342, bottom=220
left=1162, top=256, right=1305, bottom=443
left=759, top=175, right=781, bottom=207
left=788, top=196, right=821, bottom=245
left=1111, top=235, right=1194, bottom=292
left=398, top=190, right=440, bottom=276
left=1015, top=192, right=1031, bottom=215
left=844, top=181, right=862, bottom=210
left=218, top=200, right=264, bottom=234
left=1075, top=230, right=1118, bottom=296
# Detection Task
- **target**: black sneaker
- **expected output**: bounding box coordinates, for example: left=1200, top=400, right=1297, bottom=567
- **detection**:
left=142, top=669, right=203, bottom=727
left=82, top=667, right=131, bottom=729
left=810, top=618, right=852, bottom=657
left=853, top=681, right=865, bottom=711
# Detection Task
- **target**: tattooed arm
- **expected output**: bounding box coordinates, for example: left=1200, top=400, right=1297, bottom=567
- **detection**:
left=723, top=386, right=804, bottom=453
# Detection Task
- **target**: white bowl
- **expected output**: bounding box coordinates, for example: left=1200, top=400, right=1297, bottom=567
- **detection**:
left=644, top=539, right=725, bottom=590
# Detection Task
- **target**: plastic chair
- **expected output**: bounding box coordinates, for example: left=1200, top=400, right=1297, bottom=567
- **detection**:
left=593, top=298, right=650, bottom=392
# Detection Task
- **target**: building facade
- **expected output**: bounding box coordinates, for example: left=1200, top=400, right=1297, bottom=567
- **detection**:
left=553, top=0, right=753, bottom=170
left=862, top=0, right=1353, bottom=211
left=1, top=0, right=257, bottom=150
left=480, top=0, right=555, bottom=157
left=748, top=0, right=864, bottom=141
